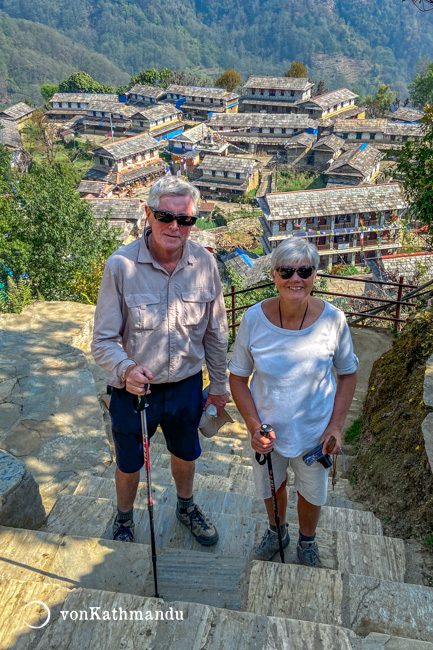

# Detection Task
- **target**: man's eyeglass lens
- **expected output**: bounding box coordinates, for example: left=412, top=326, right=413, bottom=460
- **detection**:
left=152, top=210, right=197, bottom=227
left=276, top=266, right=314, bottom=279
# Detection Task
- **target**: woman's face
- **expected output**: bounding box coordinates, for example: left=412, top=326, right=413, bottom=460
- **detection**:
left=272, top=258, right=317, bottom=302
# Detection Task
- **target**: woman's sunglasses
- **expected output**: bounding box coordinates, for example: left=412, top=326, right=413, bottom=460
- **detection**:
left=276, top=266, right=315, bottom=279
left=150, top=209, right=197, bottom=227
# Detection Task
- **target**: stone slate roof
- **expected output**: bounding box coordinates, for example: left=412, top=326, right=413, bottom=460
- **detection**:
left=318, top=105, right=366, bottom=127
left=243, top=75, right=314, bottom=91
left=0, top=119, right=21, bottom=149
left=0, top=102, right=34, bottom=121
left=86, top=199, right=144, bottom=221
left=87, top=101, right=135, bottom=116
left=126, top=85, right=166, bottom=99
left=197, top=155, right=261, bottom=174
left=333, top=119, right=423, bottom=137
left=208, top=113, right=317, bottom=129
left=171, top=123, right=208, bottom=144
left=94, top=134, right=159, bottom=159
left=259, top=183, right=405, bottom=220
left=131, top=104, right=181, bottom=121
left=326, top=144, right=383, bottom=176
left=77, top=181, right=112, bottom=195
left=285, top=132, right=317, bottom=148
left=299, top=88, right=358, bottom=110
left=244, top=254, right=272, bottom=287
left=51, top=93, right=119, bottom=104
left=390, top=107, right=424, bottom=123
left=240, top=98, right=303, bottom=108
left=312, top=134, right=346, bottom=152
left=165, top=85, right=238, bottom=101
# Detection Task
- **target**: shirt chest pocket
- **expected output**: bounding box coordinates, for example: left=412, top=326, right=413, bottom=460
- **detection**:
left=125, top=293, right=162, bottom=331
left=182, top=289, right=214, bottom=327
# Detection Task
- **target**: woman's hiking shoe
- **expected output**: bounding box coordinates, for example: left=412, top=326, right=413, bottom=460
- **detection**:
left=297, top=539, right=322, bottom=568
left=176, top=504, right=218, bottom=545
left=249, top=525, right=289, bottom=561
left=112, top=516, right=135, bottom=542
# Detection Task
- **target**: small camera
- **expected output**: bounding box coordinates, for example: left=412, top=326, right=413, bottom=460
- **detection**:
left=302, top=438, right=334, bottom=469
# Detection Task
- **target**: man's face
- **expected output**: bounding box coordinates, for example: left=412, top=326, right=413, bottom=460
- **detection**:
left=146, top=194, right=195, bottom=257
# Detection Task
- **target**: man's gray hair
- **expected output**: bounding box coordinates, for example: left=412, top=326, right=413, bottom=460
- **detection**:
left=271, top=236, right=320, bottom=270
left=147, top=176, right=201, bottom=215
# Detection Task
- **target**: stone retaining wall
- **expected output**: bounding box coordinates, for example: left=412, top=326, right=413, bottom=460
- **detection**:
left=422, top=355, right=433, bottom=474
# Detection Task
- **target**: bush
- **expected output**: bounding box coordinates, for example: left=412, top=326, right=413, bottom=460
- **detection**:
left=0, top=276, right=32, bottom=314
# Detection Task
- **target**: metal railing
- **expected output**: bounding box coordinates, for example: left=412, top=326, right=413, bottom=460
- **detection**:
left=224, top=273, right=423, bottom=340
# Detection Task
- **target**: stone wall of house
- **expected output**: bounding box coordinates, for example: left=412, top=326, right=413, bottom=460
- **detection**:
left=382, top=253, right=433, bottom=283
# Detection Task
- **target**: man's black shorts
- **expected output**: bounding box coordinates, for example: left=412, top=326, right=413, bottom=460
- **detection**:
left=109, top=371, right=203, bottom=473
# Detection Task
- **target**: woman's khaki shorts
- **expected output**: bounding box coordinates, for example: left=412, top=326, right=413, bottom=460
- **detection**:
left=251, top=446, right=330, bottom=506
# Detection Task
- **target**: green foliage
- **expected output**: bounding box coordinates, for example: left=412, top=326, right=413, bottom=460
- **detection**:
left=276, top=170, right=323, bottom=193
left=345, top=416, right=363, bottom=444
left=215, top=69, right=242, bottom=91
left=364, top=84, right=397, bottom=118
left=0, top=276, right=32, bottom=314
left=410, top=61, right=433, bottom=109
left=0, top=162, right=120, bottom=302
left=285, top=61, right=307, bottom=78
left=331, top=263, right=360, bottom=277
left=393, top=106, right=433, bottom=226
left=40, top=83, right=59, bottom=101
left=131, top=68, right=160, bottom=87
left=59, top=71, right=113, bottom=94
left=196, top=218, right=217, bottom=230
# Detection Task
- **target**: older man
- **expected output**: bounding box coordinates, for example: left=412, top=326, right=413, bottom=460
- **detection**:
left=92, top=176, right=229, bottom=544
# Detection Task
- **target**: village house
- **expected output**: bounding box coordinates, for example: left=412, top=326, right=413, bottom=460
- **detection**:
left=208, top=113, right=318, bottom=154
left=389, top=107, right=424, bottom=123
left=168, top=123, right=228, bottom=157
left=0, top=119, right=22, bottom=151
left=324, top=143, right=383, bottom=186
left=0, top=102, right=37, bottom=125
left=284, top=132, right=318, bottom=164
left=77, top=180, right=114, bottom=199
left=129, top=104, right=184, bottom=140
left=81, top=101, right=137, bottom=136
left=193, top=155, right=262, bottom=198
left=125, top=84, right=166, bottom=106
left=296, top=89, right=363, bottom=124
left=240, top=75, right=314, bottom=113
left=85, top=198, right=145, bottom=241
left=258, top=183, right=405, bottom=266
left=86, top=133, right=164, bottom=190
left=309, top=134, right=346, bottom=169
left=332, top=119, right=423, bottom=150
left=48, top=93, right=120, bottom=121
left=164, top=84, right=239, bottom=121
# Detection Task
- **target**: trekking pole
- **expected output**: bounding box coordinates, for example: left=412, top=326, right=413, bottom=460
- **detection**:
left=255, top=424, right=285, bottom=563
left=135, top=389, right=162, bottom=598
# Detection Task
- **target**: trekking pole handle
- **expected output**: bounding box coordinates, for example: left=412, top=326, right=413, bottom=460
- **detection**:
left=255, top=423, right=273, bottom=466
left=133, top=386, right=148, bottom=412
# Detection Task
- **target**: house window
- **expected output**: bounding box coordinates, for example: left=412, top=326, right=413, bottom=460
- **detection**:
left=356, top=132, right=362, bottom=139
left=272, top=106, right=278, bottom=112
left=279, top=220, right=287, bottom=231
left=269, top=89, right=276, bottom=96
left=236, top=172, right=240, bottom=179
left=224, top=171, right=228, bottom=178
left=280, top=90, right=285, bottom=96
left=270, top=128, right=274, bottom=133
left=251, top=88, right=256, bottom=95
left=99, top=157, right=104, bottom=164
left=211, top=170, right=216, bottom=177
left=282, top=128, right=286, bottom=134
left=390, top=135, right=396, bottom=142
left=291, top=90, right=295, bottom=97
left=260, top=89, right=264, bottom=95
left=201, top=98, right=205, bottom=102
left=370, top=133, right=375, bottom=140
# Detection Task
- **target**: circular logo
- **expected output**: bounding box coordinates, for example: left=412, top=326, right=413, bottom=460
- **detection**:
left=23, top=601, right=51, bottom=629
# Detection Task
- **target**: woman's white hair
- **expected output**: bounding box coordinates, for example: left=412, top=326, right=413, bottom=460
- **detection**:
left=270, top=236, right=320, bottom=270
left=147, top=176, right=201, bottom=215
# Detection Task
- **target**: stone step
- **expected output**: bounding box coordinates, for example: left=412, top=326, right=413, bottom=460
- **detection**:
left=46, top=491, right=400, bottom=582
left=0, top=525, right=246, bottom=611
left=32, top=585, right=358, bottom=650
left=247, top=562, right=433, bottom=643
left=75, top=476, right=379, bottom=535
left=353, top=632, right=433, bottom=649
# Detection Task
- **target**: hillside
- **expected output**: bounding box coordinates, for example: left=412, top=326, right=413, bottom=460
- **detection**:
left=1, top=0, right=433, bottom=95
left=0, top=11, right=129, bottom=107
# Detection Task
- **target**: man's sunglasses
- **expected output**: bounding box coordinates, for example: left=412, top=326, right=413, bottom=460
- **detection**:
left=150, top=209, right=197, bottom=227
left=276, top=266, right=315, bottom=279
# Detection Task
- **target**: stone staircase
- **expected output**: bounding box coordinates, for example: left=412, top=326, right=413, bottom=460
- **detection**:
left=1, top=416, right=433, bottom=649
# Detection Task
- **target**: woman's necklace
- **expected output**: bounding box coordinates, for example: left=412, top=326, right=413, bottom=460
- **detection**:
left=279, top=300, right=309, bottom=330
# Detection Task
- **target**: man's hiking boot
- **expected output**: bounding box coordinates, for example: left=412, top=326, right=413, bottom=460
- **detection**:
left=297, top=539, right=322, bottom=568
left=176, top=504, right=218, bottom=545
left=112, top=516, right=135, bottom=542
left=249, top=524, right=290, bottom=561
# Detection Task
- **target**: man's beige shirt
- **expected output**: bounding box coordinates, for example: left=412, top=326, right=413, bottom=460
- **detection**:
left=91, top=234, right=228, bottom=393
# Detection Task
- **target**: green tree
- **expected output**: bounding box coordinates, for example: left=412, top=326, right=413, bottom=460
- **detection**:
left=365, top=84, right=396, bottom=118
left=1, top=162, right=119, bottom=301
left=392, top=106, right=433, bottom=227
left=410, top=62, right=433, bottom=108
left=215, top=69, right=242, bottom=92
left=130, top=68, right=160, bottom=86
left=285, top=61, right=308, bottom=78
left=41, top=84, right=59, bottom=102
left=59, top=71, right=103, bottom=94
left=159, top=68, right=173, bottom=86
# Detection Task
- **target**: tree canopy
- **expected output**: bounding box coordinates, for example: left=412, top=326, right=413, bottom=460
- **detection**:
left=364, top=84, right=396, bottom=117
left=59, top=71, right=115, bottom=94
left=409, top=62, right=433, bottom=108
left=215, top=69, right=242, bottom=92
left=285, top=61, right=308, bottom=78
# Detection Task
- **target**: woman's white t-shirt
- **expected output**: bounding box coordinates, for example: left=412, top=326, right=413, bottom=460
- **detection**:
left=228, top=300, right=359, bottom=458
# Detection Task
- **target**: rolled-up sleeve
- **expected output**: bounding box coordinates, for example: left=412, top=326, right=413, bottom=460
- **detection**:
left=228, top=313, right=254, bottom=377
left=91, top=264, right=135, bottom=387
left=203, top=261, right=229, bottom=394
left=333, top=316, right=359, bottom=375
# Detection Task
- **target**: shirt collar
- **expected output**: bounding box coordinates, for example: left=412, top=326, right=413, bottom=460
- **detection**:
left=137, top=228, right=197, bottom=267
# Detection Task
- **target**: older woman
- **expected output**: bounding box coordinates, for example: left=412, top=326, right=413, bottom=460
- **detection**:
left=228, top=238, right=358, bottom=567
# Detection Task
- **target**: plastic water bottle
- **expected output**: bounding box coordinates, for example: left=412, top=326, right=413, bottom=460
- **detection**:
left=199, top=403, right=218, bottom=429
